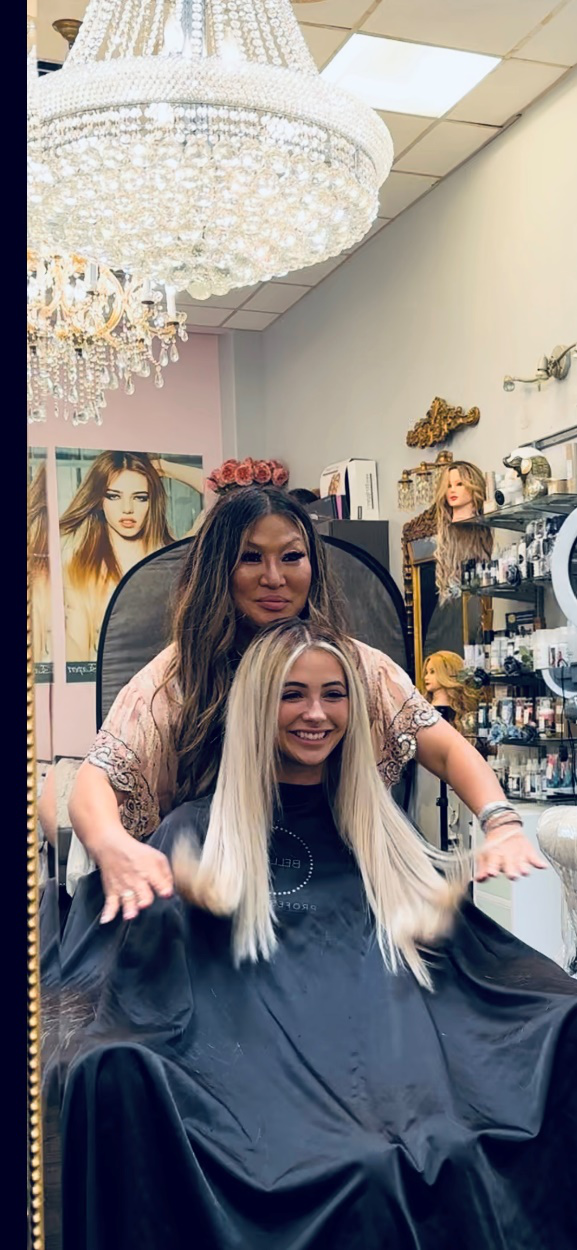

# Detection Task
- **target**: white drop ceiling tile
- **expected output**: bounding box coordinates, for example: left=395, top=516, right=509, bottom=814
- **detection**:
left=300, top=24, right=349, bottom=68
left=361, top=1, right=560, bottom=57
left=182, top=285, right=262, bottom=309
left=225, top=311, right=279, bottom=331
left=378, top=112, right=435, bottom=158
left=448, top=58, right=567, bottom=124
left=243, top=283, right=312, bottom=314
left=275, top=256, right=345, bottom=284
left=512, top=2, right=577, bottom=67
left=394, top=120, right=500, bottom=176
left=182, top=306, right=235, bottom=327
left=378, top=171, right=438, bottom=217
left=292, top=1, right=373, bottom=30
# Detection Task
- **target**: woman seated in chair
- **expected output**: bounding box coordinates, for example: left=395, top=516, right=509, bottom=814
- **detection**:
left=59, top=620, right=576, bottom=1250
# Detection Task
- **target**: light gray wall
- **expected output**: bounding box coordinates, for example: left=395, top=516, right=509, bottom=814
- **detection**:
left=254, top=70, right=577, bottom=589
left=218, top=330, right=266, bottom=461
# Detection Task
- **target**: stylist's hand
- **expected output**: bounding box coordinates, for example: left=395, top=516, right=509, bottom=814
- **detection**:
left=97, top=834, right=174, bottom=923
left=475, top=824, right=547, bottom=882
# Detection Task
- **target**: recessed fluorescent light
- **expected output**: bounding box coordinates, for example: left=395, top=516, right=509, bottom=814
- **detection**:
left=322, top=35, right=500, bottom=118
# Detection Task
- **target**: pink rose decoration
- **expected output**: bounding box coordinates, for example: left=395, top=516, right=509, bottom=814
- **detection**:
left=207, top=457, right=290, bottom=494
left=206, top=469, right=224, bottom=492
left=235, top=462, right=254, bottom=486
left=253, top=460, right=272, bottom=484
left=220, top=461, right=238, bottom=485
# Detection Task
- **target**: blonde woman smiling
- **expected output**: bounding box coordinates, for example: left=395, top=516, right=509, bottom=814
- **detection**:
left=59, top=620, right=577, bottom=1250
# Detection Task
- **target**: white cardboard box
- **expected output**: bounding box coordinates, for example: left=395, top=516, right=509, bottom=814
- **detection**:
left=319, top=459, right=379, bottom=521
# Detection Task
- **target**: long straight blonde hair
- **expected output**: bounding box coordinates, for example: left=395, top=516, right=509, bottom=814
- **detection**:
left=172, top=620, right=470, bottom=989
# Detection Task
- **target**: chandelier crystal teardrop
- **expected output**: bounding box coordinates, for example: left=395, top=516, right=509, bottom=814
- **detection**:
left=29, top=0, right=393, bottom=299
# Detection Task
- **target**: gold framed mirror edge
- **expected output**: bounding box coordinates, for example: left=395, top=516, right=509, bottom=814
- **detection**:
left=411, top=565, right=424, bottom=692
left=402, top=505, right=437, bottom=683
left=27, top=538, right=45, bottom=1250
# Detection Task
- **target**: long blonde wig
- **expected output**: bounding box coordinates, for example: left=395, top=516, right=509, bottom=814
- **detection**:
left=172, top=620, right=469, bottom=989
left=434, top=461, right=493, bottom=604
left=423, top=651, right=480, bottom=734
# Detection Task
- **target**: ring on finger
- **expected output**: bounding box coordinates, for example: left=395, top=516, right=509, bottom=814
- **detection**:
left=121, top=889, right=136, bottom=901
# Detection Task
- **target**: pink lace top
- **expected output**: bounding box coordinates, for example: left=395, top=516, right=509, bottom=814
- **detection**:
left=86, top=641, right=440, bottom=838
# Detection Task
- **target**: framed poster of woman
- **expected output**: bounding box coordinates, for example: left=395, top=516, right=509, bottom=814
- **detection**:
left=56, top=449, right=204, bottom=681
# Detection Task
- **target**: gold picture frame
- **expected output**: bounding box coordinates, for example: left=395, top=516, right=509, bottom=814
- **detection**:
left=27, top=539, right=45, bottom=1250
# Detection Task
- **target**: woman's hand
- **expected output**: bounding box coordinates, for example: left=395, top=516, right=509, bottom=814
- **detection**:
left=474, top=824, right=547, bottom=882
left=97, top=835, right=174, bottom=923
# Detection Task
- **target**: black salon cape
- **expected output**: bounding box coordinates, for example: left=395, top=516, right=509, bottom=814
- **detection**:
left=50, top=785, right=577, bottom=1250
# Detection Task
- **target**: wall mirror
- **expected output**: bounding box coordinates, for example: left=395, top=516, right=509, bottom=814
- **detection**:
left=403, top=511, right=482, bottom=687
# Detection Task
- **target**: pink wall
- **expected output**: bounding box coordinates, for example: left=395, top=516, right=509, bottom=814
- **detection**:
left=32, top=333, right=222, bottom=761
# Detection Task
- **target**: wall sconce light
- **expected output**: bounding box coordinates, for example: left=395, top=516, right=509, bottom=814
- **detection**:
left=413, top=462, right=435, bottom=508
left=503, top=343, right=576, bottom=392
left=397, top=451, right=453, bottom=512
left=397, top=470, right=415, bottom=512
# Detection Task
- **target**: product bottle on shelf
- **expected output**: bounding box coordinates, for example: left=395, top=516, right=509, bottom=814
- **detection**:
left=508, top=756, right=521, bottom=798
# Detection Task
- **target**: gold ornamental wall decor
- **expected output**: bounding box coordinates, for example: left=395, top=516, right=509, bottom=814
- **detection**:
left=406, top=397, right=481, bottom=449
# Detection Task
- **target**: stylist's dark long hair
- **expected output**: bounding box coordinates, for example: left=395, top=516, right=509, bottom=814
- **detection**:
left=161, top=486, right=346, bottom=802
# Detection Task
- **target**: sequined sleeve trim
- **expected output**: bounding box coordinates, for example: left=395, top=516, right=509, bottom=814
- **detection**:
left=377, top=692, right=440, bottom=786
left=87, top=731, right=158, bottom=838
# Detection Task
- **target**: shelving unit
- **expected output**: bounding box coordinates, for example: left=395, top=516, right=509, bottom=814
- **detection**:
left=487, top=669, right=545, bottom=687
left=496, top=737, right=574, bottom=747
left=461, top=488, right=575, bottom=952
left=454, top=492, right=577, bottom=533
left=461, top=576, right=550, bottom=600
left=459, top=498, right=576, bottom=808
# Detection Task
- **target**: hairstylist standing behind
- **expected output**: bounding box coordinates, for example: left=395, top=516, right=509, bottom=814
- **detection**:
left=69, top=488, right=545, bottom=922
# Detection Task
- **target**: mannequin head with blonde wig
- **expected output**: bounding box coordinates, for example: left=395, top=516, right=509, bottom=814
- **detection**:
left=422, top=650, right=480, bottom=734
left=434, top=461, right=493, bottom=604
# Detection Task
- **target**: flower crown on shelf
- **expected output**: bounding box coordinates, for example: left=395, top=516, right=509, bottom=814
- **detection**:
left=206, top=458, right=289, bottom=495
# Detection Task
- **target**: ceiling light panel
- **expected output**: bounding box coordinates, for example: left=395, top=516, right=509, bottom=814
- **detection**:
left=322, top=35, right=500, bottom=117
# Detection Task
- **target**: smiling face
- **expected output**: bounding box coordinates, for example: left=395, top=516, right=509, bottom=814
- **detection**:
left=231, top=514, right=312, bottom=630
left=102, top=469, right=150, bottom=539
left=446, top=468, right=473, bottom=513
left=276, top=648, right=349, bottom=784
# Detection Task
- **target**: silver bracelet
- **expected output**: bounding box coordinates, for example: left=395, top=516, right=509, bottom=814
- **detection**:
left=478, top=801, right=521, bottom=835
left=484, top=814, right=524, bottom=836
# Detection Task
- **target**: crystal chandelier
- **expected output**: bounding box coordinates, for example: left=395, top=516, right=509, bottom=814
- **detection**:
left=29, top=0, right=393, bottom=299
left=27, top=249, right=189, bottom=425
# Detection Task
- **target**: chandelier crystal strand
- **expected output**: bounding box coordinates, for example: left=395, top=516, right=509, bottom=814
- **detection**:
left=32, top=0, right=393, bottom=296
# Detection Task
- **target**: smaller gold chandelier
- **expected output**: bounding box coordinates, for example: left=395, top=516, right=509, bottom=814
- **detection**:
left=27, top=250, right=189, bottom=425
